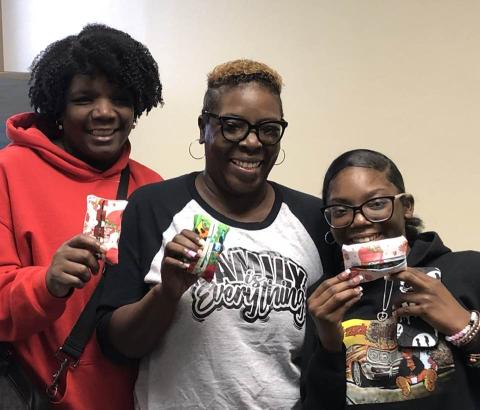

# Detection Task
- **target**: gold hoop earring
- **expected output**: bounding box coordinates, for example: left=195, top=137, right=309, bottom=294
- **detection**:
left=274, top=148, right=285, bottom=166
left=189, top=139, right=204, bottom=160
left=324, top=231, right=336, bottom=245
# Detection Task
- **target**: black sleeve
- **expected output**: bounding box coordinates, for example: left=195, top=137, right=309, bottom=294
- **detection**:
left=96, top=188, right=158, bottom=362
left=301, top=283, right=347, bottom=410
left=301, top=320, right=347, bottom=410
left=96, top=176, right=192, bottom=362
left=276, top=183, right=341, bottom=277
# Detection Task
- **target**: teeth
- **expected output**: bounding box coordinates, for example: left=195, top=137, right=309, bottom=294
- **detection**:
left=232, top=160, right=261, bottom=169
left=352, top=235, right=379, bottom=244
left=91, top=129, right=115, bottom=137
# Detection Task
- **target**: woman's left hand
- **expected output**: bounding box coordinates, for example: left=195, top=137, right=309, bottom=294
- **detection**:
left=392, top=267, right=470, bottom=336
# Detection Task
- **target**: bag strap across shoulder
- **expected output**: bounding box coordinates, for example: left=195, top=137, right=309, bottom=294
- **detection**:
left=47, top=165, right=130, bottom=399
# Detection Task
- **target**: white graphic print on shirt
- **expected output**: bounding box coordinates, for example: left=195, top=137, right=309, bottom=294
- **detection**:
left=191, top=247, right=307, bottom=328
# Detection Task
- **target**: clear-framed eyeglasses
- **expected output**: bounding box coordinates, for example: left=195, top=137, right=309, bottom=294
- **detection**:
left=202, top=110, right=288, bottom=146
left=322, top=193, right=407, bottom=229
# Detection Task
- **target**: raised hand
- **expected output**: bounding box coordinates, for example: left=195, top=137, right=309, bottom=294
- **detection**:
left=46, top=234, right=104, bottom=297
left=160, top=229, right=203, bottom=301
left=308, top=269, right=363, bottom=352
left=392, top=267, right=470, bottom=336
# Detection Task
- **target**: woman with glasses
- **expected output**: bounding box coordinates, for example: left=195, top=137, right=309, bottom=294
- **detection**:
left=302, top=149, right=480, bottom=409
left=97, top=59, right=336, bottom=409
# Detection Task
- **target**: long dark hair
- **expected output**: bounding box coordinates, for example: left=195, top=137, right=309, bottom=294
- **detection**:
left=322, top=149, right=423, bottom=241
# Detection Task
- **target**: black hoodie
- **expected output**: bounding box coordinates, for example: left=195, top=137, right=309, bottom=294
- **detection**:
left=302, top=232, right=480, bottom=410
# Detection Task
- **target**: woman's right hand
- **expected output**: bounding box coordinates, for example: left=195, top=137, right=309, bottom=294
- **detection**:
left=307, top=269, right=364, bottom=352
left=160, top=229, right=202, bottom=302
left=46, top=234, right=104, bottom=298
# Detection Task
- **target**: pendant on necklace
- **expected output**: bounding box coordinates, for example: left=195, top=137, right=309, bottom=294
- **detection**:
left=377, top=278, right=394, bottom=322
left=377, top=311, right=389, bottom=321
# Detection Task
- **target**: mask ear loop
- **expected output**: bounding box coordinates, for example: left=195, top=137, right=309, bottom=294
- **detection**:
left=274, top=148, right=285, bottom=166
left=189, top=139, right=204, bottom=160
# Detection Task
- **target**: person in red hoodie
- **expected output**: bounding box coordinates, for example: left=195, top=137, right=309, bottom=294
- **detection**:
left=0, top=24, right=163, bottom=410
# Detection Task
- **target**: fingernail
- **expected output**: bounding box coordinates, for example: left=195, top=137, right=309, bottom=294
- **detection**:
left=349, top=274, right=363, bottom=286
left=357, top=286, right=363, bottom=292
left=198, top=238, right=206, bottom=247
left=182, top=262, right=191, bottom=270
left=185, top=249, right=197, bottom=259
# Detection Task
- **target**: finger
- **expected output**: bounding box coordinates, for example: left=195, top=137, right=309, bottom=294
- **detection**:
left=394, top=292, right=425, bottom=307
left=392, top=302, right=424, bottom=319
left=51, top=266, right=91, bottom=289
left=394, top=268, right=431, bottom=290
left=179, top=229, right=204, bottom=247
left=311, top=273, right=364, bottom=307
left=62, top=248, right=100, bottom=272
left=310, top=269, right=356, bottom=299
left=162, top=255, right=192, bottom=272
left=61, top=260, right=93, bottom=283
left=330, top=290, right=364, bottom=321
left=171, top=232, right=202, bottom=253
left=309, top=285, right=362, bottom=318
left=165, top=241, right=201, bottom=262
left=309, top=290, right=362, bottom=325
left=67, top=234, right=103, bottom=255
left=320, top=286, right=363, bottom=316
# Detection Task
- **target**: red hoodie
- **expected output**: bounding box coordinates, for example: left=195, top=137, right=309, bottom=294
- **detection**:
left=0, top=112, right=162, bottom=410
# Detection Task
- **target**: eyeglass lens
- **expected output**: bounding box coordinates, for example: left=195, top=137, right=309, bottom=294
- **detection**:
left=221, top=117, right=283, bottom=144
left=325, top=197, right=394, bottom=228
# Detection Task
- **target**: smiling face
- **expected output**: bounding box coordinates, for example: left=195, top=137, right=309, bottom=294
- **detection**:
left=327, top=167, right=414, bottom=246
left=59, top=73, right=134, bottom=170
left=199, top=82, right=282, bottom=197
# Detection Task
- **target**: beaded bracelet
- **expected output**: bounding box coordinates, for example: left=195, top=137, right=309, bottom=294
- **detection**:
left=445, top=311, right=476, bottom=343
left=468, top=353, right=480, bottom=366
left=446, top=310, right=479, bottom=347
left=460, top=312, right=480, bottom=347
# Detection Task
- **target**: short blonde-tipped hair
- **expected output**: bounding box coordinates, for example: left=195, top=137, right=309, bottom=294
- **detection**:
left=207, top=59, right=283, bottom=94
left=202, top=59, right=284, bottom=115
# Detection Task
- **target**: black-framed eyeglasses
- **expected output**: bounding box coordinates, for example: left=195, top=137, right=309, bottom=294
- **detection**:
left=202, top=110, right=288, bottom=146
left=322, top=194, right=406, bottom=229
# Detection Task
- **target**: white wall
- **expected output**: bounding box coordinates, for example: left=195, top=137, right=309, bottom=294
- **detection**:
left=2, top=0, right=479, bottom=251
left=2, top=0, right=147, bottom=70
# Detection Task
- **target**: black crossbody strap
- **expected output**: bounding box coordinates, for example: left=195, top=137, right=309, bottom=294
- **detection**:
left=47, top=165, right=130, bottom=398
left=116, top=164, right=131, bottom=201
left=63, top=165, right=130, bottom=356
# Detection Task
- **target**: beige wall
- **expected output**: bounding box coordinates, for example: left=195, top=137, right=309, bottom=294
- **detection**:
left=3, top=0, right=479, bottom=250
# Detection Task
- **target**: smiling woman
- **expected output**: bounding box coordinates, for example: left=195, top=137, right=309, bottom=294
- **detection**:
left=96, top=59, right=337, bottom=409
left=0, top=24, right=163, bottom=410
left=302, top=149, right=480, bottom=410
left=59, top=73, right=135, bottom=170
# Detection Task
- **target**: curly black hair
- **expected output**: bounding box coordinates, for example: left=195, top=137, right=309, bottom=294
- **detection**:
left=29, top=24, right=163, bottom=124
